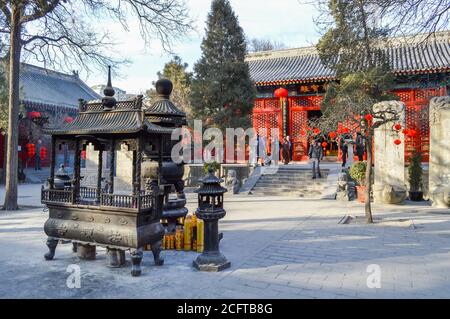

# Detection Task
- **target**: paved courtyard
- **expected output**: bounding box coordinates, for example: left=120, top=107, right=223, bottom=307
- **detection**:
left=1, top=184, right=450, bottom=299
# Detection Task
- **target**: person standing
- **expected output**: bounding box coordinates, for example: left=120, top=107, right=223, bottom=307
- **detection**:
left=308, top=140, right=323, bottom=179
left=259, top=134, right=267, bottom=166
left=355, top=132, right=365, bottom=161
left=286, top=135, right=293, bottom=162
left=340, top=137, right=349, bottom=168
left=35, top=140, right=42, bottom=170
left=281, top=137, right=290, bottom=165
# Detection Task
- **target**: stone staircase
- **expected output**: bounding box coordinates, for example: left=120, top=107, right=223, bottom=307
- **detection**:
left=249, top=166, right=330, bottom=198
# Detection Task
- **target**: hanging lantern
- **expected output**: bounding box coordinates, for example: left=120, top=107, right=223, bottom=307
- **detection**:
left=329, top=131, right=337, bottom=139
left=322, top=142, right=328, bottom=148
left=365, top=114, right=373, bottom=122
left=64, top=116, right=74, bottom=123
left=81, top=150, right=87, bottom=160
left=40, top=146, right=47, bottom=160
left=394, top=139, right=402, bottom=146
left=313, top=128, right=321, bottom=135
left=407, top=129, right=417, bottom=138
left=26, top=143, right=35, bottom=157
left=274, top=87, right=289, bottom=98
left=28, top=111, right=41, bottom=120
left=394, top=123, right=402, bottom=131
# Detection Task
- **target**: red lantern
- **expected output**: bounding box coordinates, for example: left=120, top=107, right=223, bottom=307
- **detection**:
left=394, top=123, right=402, bottom=131
left=329, top=131, right=337, bottom=139
left=313, top=128, right=321, bottom=135
left=81, top=150, right=86, bottom=160
left=26, top=143, right=35, bottom=157
left=65, top=116, right=74, bottom=123
left=40, top=146, right=47, bottom=160
left=274, top=87, right=289, bottom=98
left=394, top=139, right=402, bottom=146
left=322, top=142, right=328, bottom=148
left=365, top=114, right=373, bottom=121
left=407, top=129, right=417, bottom=138
left=28, top=111, right=41, bottom=119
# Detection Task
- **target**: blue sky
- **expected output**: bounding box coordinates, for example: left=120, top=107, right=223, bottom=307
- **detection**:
left=84, top=0, right=321, bottom=94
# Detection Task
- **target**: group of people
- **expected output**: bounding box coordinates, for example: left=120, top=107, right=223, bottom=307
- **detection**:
left=251, top=132, right=366, bottom=179
left=252, top=134, right=293, bottom=166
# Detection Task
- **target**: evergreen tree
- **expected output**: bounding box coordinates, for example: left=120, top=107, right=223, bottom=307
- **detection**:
left=190, top=0, right=256, bottom=130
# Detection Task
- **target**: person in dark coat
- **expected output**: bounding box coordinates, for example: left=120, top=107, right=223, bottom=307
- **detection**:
left=281, top=137, right=290, bottom=165
left=340, top=136, right=349, bottom=168
left=308, top=140, right=323, bottom=179
left=355, top=133, right=365, bottom=161
left=286, top=136, right=293, bottom=161
left=35, top=139, right=42, bottom=170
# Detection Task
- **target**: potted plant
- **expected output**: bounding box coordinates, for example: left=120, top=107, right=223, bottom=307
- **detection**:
left=203, top=161, right=221, bottom=175
left=349, top=161, right=367, bottom=203
left=408, top=150, right=424, bottom=201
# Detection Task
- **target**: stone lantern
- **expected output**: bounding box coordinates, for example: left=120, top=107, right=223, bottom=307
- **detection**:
left=193, top=168, right=230, bottom=272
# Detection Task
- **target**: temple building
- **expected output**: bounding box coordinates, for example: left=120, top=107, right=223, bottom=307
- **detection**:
left=0, top=63, right=100, bottom=179
left=246, top=31, right=450, bottom=162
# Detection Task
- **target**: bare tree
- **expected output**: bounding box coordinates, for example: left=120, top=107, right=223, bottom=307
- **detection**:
left=376, top=0, right=450, bottom=38
left=247, top=38, right=287, bottom=52
left=0, top=0, right=191, bottom=210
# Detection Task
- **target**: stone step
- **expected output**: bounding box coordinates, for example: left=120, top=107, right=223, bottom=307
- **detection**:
left=254, top=182, right=326, bottom=188
left=250, top=191, right=323, bottom=198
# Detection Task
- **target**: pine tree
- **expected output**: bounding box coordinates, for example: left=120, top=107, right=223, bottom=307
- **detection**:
left=190, top=0, right=256, bottom=130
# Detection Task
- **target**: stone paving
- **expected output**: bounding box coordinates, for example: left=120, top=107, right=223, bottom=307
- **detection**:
left=1, top=184, right=450, bottom=298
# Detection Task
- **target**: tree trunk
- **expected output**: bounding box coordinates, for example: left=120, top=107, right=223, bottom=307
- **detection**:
left=3, top=5, right=22, bottom=210
left=364, top=131, right=373, bottom=223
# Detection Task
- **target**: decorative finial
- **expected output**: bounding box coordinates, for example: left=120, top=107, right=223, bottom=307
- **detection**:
left=155, top=78, right=173, bottom=99
left=102, top=66, right=116, bottom=110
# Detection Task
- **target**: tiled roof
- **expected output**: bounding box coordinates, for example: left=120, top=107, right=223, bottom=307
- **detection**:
left=20, top=63, right=101, bottom=109
left=43, top=99, right=173, bottom=136
left=246, top=31, right=450, bottom=86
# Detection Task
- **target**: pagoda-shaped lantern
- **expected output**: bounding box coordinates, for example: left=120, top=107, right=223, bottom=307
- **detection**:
left=41, top=68, right=174, bottom=277
left=193, top=168, right=230, bottom=271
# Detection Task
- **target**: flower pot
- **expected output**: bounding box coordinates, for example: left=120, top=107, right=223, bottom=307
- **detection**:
left=409, top=191, right=423, bottom=202
left=356, top=186, right=366, bottom=203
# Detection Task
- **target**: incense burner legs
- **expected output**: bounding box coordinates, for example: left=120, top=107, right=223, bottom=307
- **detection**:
left=151, top=240, right=164, bottom=266
left=44, top=237, right=59, bottom=260
left=131, top=248, right=144, bottom=277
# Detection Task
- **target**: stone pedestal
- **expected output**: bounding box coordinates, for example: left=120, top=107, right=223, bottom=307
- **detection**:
left=429, top=96, right=450, bottom=208
left=77, top=244, right=96, bottom=260
left=373, top=101, right=407, bottom=204
left=106, top=248, right=126, bottom=268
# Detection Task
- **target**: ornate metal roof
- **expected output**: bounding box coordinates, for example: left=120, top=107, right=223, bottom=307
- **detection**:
left=144, top=79, right=187, bottom=126
left=246, top=31, right=450, bottom=86
left=194, top=169, right=227, bottom=195
left=43, top=96, right=173, bottom=136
